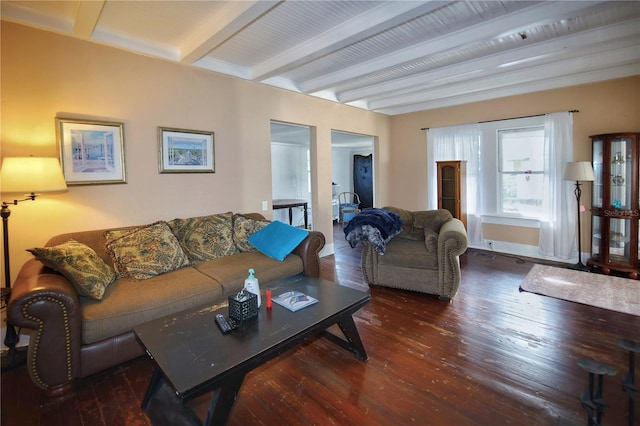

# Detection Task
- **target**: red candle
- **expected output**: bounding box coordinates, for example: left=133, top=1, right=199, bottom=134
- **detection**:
left=266, top=290, right=272, bottom=309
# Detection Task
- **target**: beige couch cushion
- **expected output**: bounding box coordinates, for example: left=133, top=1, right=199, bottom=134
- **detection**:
left=195, top=251, right=303, bottom=294
left=80, top=266, right=222, bottom=344
left=378, top=238, right=438, bottom=270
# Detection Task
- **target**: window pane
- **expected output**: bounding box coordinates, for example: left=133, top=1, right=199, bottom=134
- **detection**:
left=499, top=128, right=544, bottom=172
left=501, top=170, right=544, bottom=217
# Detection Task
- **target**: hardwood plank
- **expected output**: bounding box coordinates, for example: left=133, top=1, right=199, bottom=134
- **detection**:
left=2, top=224, right=638, bottom=425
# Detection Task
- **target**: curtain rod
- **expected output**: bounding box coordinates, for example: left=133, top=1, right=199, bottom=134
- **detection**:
left=420, top=109, right=579, bottom=131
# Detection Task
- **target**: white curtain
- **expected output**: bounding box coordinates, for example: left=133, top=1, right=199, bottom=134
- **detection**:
left=538, top=112, right=575, bottom=259
left=427, top=123, right=482, bottom=244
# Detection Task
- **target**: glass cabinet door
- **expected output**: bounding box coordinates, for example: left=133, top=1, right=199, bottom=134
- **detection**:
left=608, top=218, right=631, bottom=264
left=592, top=139, right=603, bottom=208
left=440, top=165, right=456, bottom=214
left=609, top=137, right=632, bottom=210
left=591, top=215, right=601, bottom=259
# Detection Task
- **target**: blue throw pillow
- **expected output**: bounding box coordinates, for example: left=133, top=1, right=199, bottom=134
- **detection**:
left=248, top=220, right=309, bottom=261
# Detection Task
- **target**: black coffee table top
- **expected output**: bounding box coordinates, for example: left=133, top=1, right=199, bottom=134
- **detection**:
left=134, top=275, right=370, bottom=400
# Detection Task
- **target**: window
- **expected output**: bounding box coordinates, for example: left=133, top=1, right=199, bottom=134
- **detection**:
left=498, top=127, right=545, bottom=218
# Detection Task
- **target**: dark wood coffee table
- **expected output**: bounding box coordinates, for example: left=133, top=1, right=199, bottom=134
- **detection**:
left=134, top=275, right=370, bottom=425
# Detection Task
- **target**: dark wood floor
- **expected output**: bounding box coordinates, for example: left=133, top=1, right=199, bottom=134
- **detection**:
left=2, top=224, right=639, bottom=425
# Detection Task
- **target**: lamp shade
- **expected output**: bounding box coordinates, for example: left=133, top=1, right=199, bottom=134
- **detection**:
left=562, top=161, right=595, bottom=182
left=1, top=156, right=68, bottom=194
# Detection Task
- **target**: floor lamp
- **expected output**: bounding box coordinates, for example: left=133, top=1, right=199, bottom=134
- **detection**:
left=562, top=161, right=595, bottom=271
left=1, top=156, right=68, bottom=370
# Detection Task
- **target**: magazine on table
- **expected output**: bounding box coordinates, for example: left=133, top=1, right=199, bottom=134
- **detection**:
left=272, top=290, right=318, bottom=312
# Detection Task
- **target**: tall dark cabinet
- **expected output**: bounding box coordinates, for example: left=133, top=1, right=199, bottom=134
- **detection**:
left=588, top=132, right=640, bottom=279
left=437, top=161, right=467, bottom=229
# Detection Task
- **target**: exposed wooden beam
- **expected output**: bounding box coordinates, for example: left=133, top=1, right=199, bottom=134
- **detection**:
left=250, top=1, right=446, bottom=82
left=370, top=47, right=640, bottom=110
left=179, top=1, right=282, bottom=65
left=73, top=0, right=105, bottom=39
left=339, top=19, right=640, bottom=104
left=299, top=1, right=607, bottom=94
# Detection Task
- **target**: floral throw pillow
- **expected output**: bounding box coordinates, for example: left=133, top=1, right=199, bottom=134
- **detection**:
left=168, top=212, right=238, bottom=263
left=233, top=214, right=269, bottom=252
left=106, top=221, right=189, bottom=281
left=27, top=240, right=116, bottom=300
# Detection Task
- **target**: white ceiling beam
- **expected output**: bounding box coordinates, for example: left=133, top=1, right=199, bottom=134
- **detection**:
left=369, top=46, right=640, bottom=110
left=377, top=63, right=640, bottom=115
left=250, top=1, right=447, bottom=82
left=299, top=1, right=607, bottom=94
left=179, top=1, right=282, bottom=65
left=0, top=2, right=74, bottom=33
left=339, top=19, right=640, bottom=104
left=73, top=0, right=105, bottom=39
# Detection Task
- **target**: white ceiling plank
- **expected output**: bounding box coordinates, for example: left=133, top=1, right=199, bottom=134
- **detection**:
left=370, top=46, right=640, bottom=110
left=299, top=1, right=608, bottom=94
left=250, top=1, right=447, bottom=82
left=73, top=0, right=105, bottom=38
left=378, top=63, right=640, bottom=115
left=179, top=1, right=282, bottom=65
left=339, top=19, right=640, bottom=104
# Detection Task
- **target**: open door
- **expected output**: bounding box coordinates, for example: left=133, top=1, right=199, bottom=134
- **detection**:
left=353, top=154, right=373, bottom=209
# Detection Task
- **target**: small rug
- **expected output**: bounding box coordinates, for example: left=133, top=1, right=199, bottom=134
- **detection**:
left=519, top=264, right=640, bottom=316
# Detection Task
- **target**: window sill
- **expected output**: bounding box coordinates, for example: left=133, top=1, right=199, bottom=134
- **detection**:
left=481, top=215, right=540, bottom=229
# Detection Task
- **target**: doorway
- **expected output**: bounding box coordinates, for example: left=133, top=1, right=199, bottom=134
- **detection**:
left=331, top=130, right=375, bottom=219
left=270, top=121, right=313, bottom=229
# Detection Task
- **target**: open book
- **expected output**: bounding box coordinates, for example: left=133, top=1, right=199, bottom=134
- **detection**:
left=272, top=290, right=318, bottom=312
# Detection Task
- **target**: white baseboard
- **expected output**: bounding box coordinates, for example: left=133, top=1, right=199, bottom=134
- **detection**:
left=469, top=240, right=584, bottom=266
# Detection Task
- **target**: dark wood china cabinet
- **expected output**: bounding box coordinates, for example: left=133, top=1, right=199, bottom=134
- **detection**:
left=588, top=133, right=640, bottom=278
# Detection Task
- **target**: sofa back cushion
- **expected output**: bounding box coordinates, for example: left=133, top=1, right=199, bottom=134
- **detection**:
left=105, top=221, right=189, bottom=280
left=382, top=207, right=453, bottom=241
left=232, top=213, right=269, bottom=252
left=168, top=212, right=238, bottom=263
left=47, top=228, right=136, bottom=265
left=413, top=209, right=452, bottom=233
left=382, top=206, right=422, bottom=240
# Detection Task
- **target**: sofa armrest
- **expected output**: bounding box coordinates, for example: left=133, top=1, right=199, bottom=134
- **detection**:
left=7, top=258, right=82, bottom=396
left=292, top=230, right=325, bottom=277
left=436, top=218, right=468, bottom=300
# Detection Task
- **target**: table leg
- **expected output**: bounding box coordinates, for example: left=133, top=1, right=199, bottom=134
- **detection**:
left=303, top=203, right=308, bottom=229
left=141, top=368, right=163, bottom=410
left=204, top=372, right=246, bottom=426
left=322, top=314, right=368, bottom=361
left=288, top=207, right=293, bottom=225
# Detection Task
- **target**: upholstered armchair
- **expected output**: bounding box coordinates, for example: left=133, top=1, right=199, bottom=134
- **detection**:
left=361, top=207, right=468, bottom=300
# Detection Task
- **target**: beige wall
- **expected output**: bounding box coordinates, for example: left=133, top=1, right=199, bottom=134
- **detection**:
left=389, top=75, right=640, bottom=252
left=0, top=22, right=391, bottom=281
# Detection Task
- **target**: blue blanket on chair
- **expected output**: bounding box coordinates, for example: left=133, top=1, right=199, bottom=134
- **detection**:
left=343, top=208, right=402, bottom=255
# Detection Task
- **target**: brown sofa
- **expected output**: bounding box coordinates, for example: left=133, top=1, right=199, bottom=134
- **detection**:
left=361, top=207, right=467, bottom=300
left=8, top=212, right=325, bottom=398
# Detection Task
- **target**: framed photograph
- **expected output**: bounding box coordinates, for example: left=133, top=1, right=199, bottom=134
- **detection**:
left=158, top=127, right=215, bottom=173
left=56, top=118, right=126, bottom=185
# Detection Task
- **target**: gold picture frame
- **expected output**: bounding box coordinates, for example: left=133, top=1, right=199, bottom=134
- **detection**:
left=56, top=117, right=126, bottom=185
left=158, top=127, right=215, bottom=173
